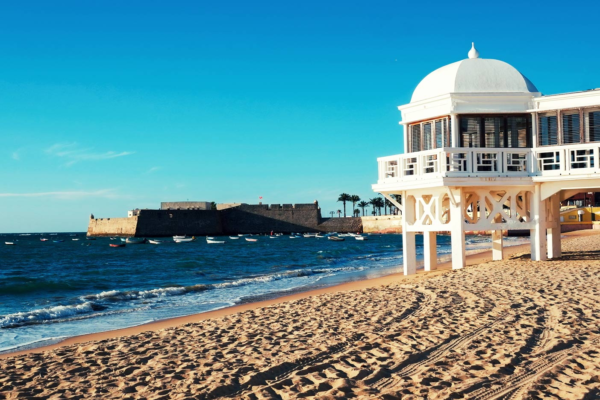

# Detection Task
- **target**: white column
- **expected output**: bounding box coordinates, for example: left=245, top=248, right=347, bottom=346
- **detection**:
left=547, top=193, right=562, bottom=259
left=423, top=231, right=437, bottom=271
left=450, top=188, right=466, bottom=269
left=450, top=114, right=460, bottom=148
left=530, top=184, right=547, bottom=261
left=492, top=232, right=503, bottom=261
left=402, top=193, right=417, bottom=275
left=402, top=123, right=409, bottom=153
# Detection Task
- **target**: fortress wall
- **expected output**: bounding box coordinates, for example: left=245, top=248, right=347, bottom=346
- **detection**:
left=316, top=217, right=363, bottom=233
left=135, top=209, right=222, bottom=237
left=219, top=204, right=322, bottom=234
left=87, top=217, right=138, bottom=237
left=361, top=215, right=403, bottom=233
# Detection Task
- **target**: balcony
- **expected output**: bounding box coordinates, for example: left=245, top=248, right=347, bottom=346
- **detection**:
left=376, top=143, right=600, bottom=188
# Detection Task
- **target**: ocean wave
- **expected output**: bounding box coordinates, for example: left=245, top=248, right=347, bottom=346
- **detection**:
left=1, top=265, right=367, bottom=329
left=0, top=302, right=105, bottom=329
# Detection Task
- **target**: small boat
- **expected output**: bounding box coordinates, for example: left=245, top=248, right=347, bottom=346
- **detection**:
left=86, top=237, right=96, bottom=241
left=229, top=236, right=239, bottom=239
left=72, top=238, right=80, bottom=241
left=315, top=234, right=325, bottom=238
left=246, top=238, right=258, bottom=242
left=53, top=240, right=65, bottom=243
left=289, top=236, right=298, bottom=239
left=110, top=237, right=117, bottom=241
left=269, top=236, right=277, bottom=239
left=125, top=238, right=146, bottom=244
left=173, top=235, right=187, bottom=239
left=148, top=239, right=163, bottom=245
left=328, top=236, right=345, bottom=242
left=207, top=239, right=225, bottom=244
left=110, top=243, right=126, bottom=248
left=355, top=236, right=367, bottom=241
left=40, top=238, right=49, bottom=242
left=174, top=236, right=196, bottom=243
left=5, top=242, right=15, bottom=245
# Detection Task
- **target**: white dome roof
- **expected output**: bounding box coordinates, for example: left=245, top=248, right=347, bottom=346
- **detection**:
left=410, top=47, right=538, bottom=103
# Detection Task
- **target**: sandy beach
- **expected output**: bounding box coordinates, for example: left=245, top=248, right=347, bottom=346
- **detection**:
left=1, top=231, right=599, bottom=399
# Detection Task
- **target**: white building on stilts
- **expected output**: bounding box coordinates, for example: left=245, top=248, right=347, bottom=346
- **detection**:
left=373, top=43, right=600, bottom=274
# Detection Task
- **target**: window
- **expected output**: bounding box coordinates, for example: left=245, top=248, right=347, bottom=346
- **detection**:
left=410, top=124, right=421, bottom=153
left=407, top=116, right=451, bottom=152
left=460, top=117, right=480, bottom=148
left=587, top=110, right=600, bottom=142
left=562, top=112, right=581, bottom=144
left=423, top=122, right=433, bottom=150
left=484, top=117, right=503, bottom=148
left=506, top=117, right=528, bottom=148
left=538, top=113, right=558, bottom=146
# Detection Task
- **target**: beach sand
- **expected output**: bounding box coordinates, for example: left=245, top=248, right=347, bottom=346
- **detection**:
left=1, top=231, right=599, bottom=399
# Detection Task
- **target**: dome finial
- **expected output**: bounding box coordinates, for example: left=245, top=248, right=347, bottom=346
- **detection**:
left=468, top=42, right=479, bottom=59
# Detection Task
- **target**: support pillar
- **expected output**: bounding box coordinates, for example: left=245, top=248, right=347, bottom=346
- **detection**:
left=402, top=193, right=417, bottom=275
left=492, top=214, right=503, bottom=261
left=449, top=188, right=466, bottom=269
left=423, top=231, right=437, bottom=271
left=547, top=193, right=562, bottom=259
left=530, top=184, right=547, bottom=261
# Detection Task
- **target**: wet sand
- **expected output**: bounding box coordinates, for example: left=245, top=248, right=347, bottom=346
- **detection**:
left=1, top=230, right=599, bottom=399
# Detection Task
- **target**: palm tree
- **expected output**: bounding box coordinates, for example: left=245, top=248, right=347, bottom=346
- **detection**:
left=358, top=200, right=369, bottom=216
left=370, top=197, right=384, bottom=216
left=350, top=195, right=361, bottom=214
left=329, top=211, right=335, bottom=218
left=353, top=208, right=360, bottom=217
left=384, top=198, right=394, bottom=215
left=337, top=209, right=342, bottom=218
left=337, top=193, right=351, bottom=217
left=376, top=197, right=385, bottom=215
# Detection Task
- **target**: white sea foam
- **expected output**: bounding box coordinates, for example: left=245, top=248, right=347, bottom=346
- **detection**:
left=0, top=302, right=97, bottom=328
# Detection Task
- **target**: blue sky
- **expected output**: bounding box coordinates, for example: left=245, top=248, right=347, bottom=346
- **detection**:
left=1, top=0, right=598, bottom=232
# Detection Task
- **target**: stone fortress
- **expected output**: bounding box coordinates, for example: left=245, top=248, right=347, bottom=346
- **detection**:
left=87, top=201, right=374, bottom=237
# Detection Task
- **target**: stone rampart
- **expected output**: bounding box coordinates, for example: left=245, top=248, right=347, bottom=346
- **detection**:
left=136, top=209, right=221, bottom=237
left=219, top=204, right=322, bottom=234
left=316, top=217, right=363, bottom=233
left=87, top=217, right=138, bottom=237
left=87, top=203, right=363, bottom=236
left=361, top=215, right=402, bottom=233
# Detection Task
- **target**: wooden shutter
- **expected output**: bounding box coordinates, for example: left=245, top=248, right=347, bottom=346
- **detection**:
left=423, top=122, right=433, bottom=150
left=538, top=113, right=558, bottom=146
left=435, top=120, right=443, bottom=148
left=587, top=111, right=600, bottom=142
left=460, top=117, right=480, bottom=148
left=410, top=124, right=421, bottom=153
left=562, top=111, right=580, bottom=144
left=507, top=116, right=527, bottom=148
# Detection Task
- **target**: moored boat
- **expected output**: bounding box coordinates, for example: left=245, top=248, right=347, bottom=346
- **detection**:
left=174, top=236, right=195, bottom=243
left=328, top=236, right=345, bottom=242
left=355, top=236, right=367, bottom=241
left=245, top=238, right=258, bottom=242
left=229, top=236, right=239, bottom=239
left=148, top=239, right=163, bottom=245
left=53, top=240, right=65, bottom=243
left=40, top=238, right=49, bottom=242
left=86, top=237, right=96, bottom=240
left=110, top=243, right=126, bottom=248
left=125, top=238, right=146, bottom=244
left=207, top=239, right=225, bottom=244
left=5, top=242, right=15, bottom=245
left=72, top=238, right=79, bottom=241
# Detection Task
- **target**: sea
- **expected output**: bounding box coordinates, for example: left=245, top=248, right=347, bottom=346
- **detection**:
left=0, top=232, right=530, bottom=353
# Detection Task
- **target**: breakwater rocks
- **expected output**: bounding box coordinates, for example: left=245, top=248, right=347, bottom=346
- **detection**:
left=88, top=203, right=364, bottom=237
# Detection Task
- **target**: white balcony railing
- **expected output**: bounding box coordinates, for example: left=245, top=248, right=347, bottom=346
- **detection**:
left=377, top=143, right=600, bottom=184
